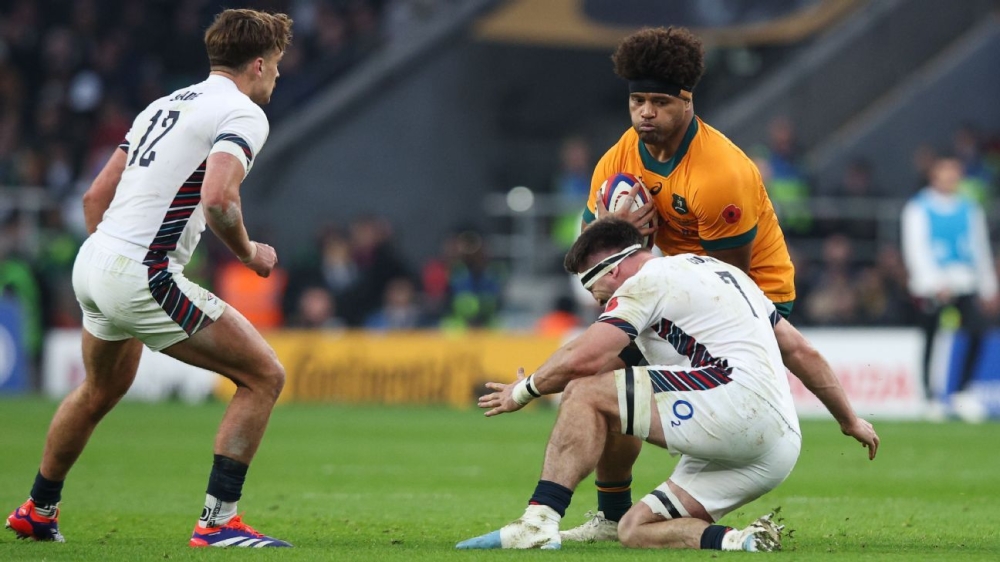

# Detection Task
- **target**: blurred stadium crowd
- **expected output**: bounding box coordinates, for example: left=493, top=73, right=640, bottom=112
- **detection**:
left=2, top=0, right=1000, bottom=367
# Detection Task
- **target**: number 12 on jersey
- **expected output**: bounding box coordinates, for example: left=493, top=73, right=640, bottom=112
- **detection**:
left=129, top=110, right=180, bottom=168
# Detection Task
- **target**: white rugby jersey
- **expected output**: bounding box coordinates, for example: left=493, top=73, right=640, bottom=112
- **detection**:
left=599, top=254, right=799, bottom=432
left=96, top=75, right=268, bottom=273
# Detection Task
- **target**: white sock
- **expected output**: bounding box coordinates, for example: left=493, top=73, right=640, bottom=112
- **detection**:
left=32, top=502, right=58, bottom=518
left=198, top=494, right=238, bottom=528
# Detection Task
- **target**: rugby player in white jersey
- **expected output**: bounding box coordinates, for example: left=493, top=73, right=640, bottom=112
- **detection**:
left=5, top=9, right=294, bottom=548
left=457, top=218, right=879, bottom=552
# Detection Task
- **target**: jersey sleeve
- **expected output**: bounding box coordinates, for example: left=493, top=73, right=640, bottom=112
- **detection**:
left=596, top=275, right=659, bottom=340
left=691, top=163, right=761, bottom=251
left=764, top=296, right=780, bottom=327
left=210, top=104, right=269, bottom=176
left=118, top=129, right=132, bottom=154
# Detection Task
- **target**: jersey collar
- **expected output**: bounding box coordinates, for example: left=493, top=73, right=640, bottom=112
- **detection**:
left=638, top=117, right=699, bottom=178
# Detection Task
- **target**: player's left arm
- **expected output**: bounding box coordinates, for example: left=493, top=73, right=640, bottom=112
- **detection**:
left=479, top=322, right=630, bottom=417
left=774, top=316, right=879, bottom=460
left=205, top=107, right=275, bottom=277
left=82, top=147, right=128, bottom=234
left=694, top=163, right=760, bottom=274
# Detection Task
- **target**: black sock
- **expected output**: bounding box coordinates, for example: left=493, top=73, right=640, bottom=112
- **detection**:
left=30, top=471, right=63, bottom=507
left=700, top=524, right=731, bottom=550
left=595, top=478, right=632, bottom=522
left=529, top=480, right=573, bottom=517
left=206, top=455, right=248, bottom=502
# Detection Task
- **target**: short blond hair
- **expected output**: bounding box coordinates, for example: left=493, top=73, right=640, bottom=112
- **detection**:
left=204, top=9, right=293, bottom=70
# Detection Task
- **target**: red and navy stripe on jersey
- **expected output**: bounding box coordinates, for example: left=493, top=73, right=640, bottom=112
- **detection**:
left=214, top=133, right=253, bottom=168
left=600, top=317, right=639, bottom=339
left=769, top=309, right=781, bottom=327
left=141, top=160, right=213, bottom=336
left=600, top=316, right=733, bottom=392
left=647, top=366, right=732, bottom=393
left=650, top=318, right=734, bottom=390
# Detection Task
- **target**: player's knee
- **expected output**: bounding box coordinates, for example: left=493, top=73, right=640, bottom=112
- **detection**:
left=78, top=380, right=129, bottom=418
left=257, top=357, right=286, bottom=401
left=616, top=511, right=643, bottom=548
left=562, top=376, right=598, bottom=404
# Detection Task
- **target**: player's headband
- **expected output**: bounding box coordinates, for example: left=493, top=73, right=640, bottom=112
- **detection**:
left=628, top=79, right=692, bottom=102
left=579, top=244, right=642, bottom=289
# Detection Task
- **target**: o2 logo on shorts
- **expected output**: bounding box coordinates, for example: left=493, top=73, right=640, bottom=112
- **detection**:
left=670, top=400, right=694, bottom=427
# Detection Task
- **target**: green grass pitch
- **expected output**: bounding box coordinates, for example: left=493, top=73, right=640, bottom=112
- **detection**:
left=1, top=398, right=997, bottom=561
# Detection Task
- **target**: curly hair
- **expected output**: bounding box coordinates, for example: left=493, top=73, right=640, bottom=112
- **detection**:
left=564, top=218, right=644, bottom=274
left=612, top=27, right=705, bottom=91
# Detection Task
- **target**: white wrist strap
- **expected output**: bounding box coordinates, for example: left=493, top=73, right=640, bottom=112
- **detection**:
left=511, top=375, right=541, bottom=406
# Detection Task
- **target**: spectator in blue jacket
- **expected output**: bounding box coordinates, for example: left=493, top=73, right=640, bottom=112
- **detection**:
left=901, top=156, right=999, bottom=422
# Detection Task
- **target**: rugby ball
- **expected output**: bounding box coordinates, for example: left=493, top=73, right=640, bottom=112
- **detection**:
left=598, top=172, right=657, bottom=248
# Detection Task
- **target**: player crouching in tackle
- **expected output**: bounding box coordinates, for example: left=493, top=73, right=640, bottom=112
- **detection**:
left=456, top=218, right=879, bottom=551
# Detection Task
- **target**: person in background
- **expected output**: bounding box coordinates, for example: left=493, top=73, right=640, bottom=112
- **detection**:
left=535, top=295, right=583, bottom=339
left=901, top=156, right=999, bottom=422
left=364, top=276, right=429, bottom=331
left=290, top=285, right=345, bottom=329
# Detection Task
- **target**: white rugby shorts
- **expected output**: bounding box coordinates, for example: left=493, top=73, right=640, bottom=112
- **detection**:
left=615, top=366, right=801, bottom=522
left=72, top=236, right=226, bottom=351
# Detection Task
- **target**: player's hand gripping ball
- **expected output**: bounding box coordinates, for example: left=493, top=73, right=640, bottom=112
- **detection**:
left=598, top=172, right=657, bottom=248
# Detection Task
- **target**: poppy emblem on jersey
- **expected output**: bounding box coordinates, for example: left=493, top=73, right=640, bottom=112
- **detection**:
left=605, top=297, right=619, bottom=312
left=672, top=194, right=688, bottom=215
left=722, top=204, right=742, bottom=224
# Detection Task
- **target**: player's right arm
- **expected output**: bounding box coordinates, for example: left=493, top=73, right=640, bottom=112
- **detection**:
left=773, top=317, right=879, bottom=460
left=479, top=322, right=631, bottom=417
left=82, top=148, right=128, bottom=234
left=202, top=151, right=276, bottom=277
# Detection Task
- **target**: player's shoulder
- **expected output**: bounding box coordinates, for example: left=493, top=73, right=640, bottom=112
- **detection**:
left=658, top=253, right=740, bottom=281
left=687, top=119, right=759, bottom=189
left=619, top=255, right=713, bottom=304
left=690, top=118, right=755, bottom=169
left=621, top=256, right=680, bottom=291
left=186, top=76, right=267, bottom=120
left=601, top=128, right=639, bottom=158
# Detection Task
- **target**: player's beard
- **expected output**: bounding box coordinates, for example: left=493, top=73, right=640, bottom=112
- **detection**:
left=636, top=127, right=664, bottom=145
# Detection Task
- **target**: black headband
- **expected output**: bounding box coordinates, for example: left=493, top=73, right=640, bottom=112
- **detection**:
left=628, top=79, right=692, bottom=101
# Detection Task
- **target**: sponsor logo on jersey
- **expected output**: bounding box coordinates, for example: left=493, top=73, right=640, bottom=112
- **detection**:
left=672, top=194, right=688, bottom=215
left=604, top=297, right=619, bottom=312
left=722, top=204, right=742, bottom=224
left=647, top=181, right=663, bottom=195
